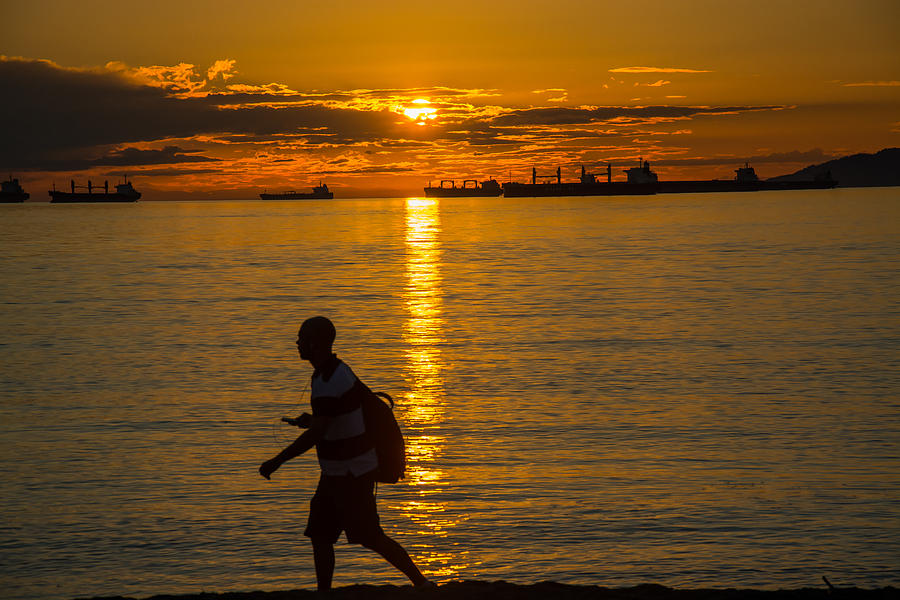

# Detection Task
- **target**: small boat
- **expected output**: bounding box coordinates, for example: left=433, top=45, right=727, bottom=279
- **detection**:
left=49, top=177, right=141, bottom=202
left=424, top=178, right=503, bottom=197
left=259, top=183, right=333, bottom=200
left=1, top=176, right=29, bottom=202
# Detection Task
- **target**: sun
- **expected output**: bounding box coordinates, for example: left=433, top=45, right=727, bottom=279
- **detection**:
left=400, top=98, right=437, bottom=124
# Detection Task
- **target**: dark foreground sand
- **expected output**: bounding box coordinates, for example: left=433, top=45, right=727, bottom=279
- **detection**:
left=77, top=580, right=897, bottom=600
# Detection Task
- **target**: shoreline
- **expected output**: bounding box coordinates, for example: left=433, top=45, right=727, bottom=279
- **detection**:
left=75, top=580, right=899, bottom=600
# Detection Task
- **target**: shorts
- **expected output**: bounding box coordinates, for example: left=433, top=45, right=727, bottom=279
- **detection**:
left=303, top=472, right=384, bottom=545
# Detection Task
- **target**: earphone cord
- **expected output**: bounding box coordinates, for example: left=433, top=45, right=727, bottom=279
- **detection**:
left=271, top=379, right=310, bottom=444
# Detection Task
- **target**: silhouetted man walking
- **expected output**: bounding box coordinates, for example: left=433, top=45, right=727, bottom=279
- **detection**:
left=259, top=316, right=433, bottom=591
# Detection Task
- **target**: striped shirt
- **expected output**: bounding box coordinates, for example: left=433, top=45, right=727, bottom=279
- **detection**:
left=310, top=355, right=377, bottom=477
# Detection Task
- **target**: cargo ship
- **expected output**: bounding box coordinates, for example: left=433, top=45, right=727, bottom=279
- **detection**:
left=658, top=163, right=838, bottom=194
left=424, top=178, right=502, bottom=197
left=259, top=183, right=333, bottom=200
left=1, top=176, right=29, bottom=202
left=49, top=177, right=141, bottom=202
left=502, top=161, right=658, bottom=197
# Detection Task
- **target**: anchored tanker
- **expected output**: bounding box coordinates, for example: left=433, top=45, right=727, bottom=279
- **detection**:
left=49, top=177, right=141, bottom=202
left=259, top=183, right=333, bottom=200
left=1, top=176, right=29, bottom=202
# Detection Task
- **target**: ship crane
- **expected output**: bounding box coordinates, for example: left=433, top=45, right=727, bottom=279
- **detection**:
left=531, top=166, right=562, bottom=184
left=68, top=180, right=110, bottom=194
left=580, top=164, right=613, bottom=184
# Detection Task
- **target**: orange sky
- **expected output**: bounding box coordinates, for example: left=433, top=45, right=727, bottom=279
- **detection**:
left=3, top=0, right=899, bottom=198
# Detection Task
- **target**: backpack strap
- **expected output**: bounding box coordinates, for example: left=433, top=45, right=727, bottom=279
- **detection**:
left=373, top=391, right=394, bottom=408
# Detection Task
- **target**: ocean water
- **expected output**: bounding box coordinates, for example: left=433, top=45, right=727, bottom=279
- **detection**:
left=1, top=189, right=898, bottom=599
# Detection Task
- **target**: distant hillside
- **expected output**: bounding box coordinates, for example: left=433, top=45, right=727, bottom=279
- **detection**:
left=768, top=147, right=900, bottom=188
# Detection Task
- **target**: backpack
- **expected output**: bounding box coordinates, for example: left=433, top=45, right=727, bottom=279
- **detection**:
left=361, top=386, right=406, bottom=484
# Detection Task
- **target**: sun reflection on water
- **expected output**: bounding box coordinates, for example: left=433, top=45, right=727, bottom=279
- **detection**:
left=403, top=197, right=445, bottom=437
left=401, top=197, right=468, bottom=578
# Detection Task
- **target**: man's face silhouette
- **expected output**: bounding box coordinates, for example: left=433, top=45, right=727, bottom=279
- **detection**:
left=296, top=317, right=335, bottom=363
left=297, top=330, right=313, bottom=360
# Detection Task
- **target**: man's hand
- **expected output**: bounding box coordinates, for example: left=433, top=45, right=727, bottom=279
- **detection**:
left=259, top=423, right=325, bottom=481
left=259, top=458, right=281, bottom=480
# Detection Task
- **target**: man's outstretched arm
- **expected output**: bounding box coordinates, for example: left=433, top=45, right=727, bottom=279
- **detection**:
left=259, top=416, right=330, bottom=479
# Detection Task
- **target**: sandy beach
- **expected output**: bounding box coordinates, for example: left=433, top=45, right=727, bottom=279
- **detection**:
left=76, top=580, right=897, bottom=600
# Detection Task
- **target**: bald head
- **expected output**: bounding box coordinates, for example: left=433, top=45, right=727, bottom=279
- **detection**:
left=297, top=316, right=336, bottom=363
left=299, top=316, right=335, bottom=345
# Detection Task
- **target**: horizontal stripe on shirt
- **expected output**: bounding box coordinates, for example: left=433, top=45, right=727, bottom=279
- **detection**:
left=319, top=448, right=378, bottom=477
left=316, top=432, right=374, bottom=461
left=323, top=406, right=366, bottom=440
left=312, top=390, right=362, bottom=418
left=313, top=361, right=355, bottom=397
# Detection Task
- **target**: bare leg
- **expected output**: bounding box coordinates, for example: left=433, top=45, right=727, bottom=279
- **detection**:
left=362, top=533, right=428, bottom=586
left=311, top=538, right=335, bottom=592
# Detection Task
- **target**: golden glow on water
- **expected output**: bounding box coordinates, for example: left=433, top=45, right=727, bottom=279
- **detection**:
left=400, top=197, right=469, bottom=577
left=5, top=193, right=897, bottom=597
left=403, top=197, right=446, bottom=433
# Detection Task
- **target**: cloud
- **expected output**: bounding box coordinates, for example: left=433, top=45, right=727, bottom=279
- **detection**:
left=94, top=146, right=221, bottom=166
left=318, top=164, right=417, bottom=175
left=635, top=80, right=671, bottom=87
left=125, top=62, right=209, bottom=95
left=842, top=81, right=900, bottom=87
left=532, top=87, right=570, bottom=103
left=0, top=56, right=412, bottom=169
left=530, top=89, right=570, bottom=103
left=224, top=82, right=299, bottom=95
left=491, top=105, right=787, bottom=126
left=4, top=58, right=518, bottom=170
left=609, top=67, right=713, bottom=73
left=8, top=145, right=221, bottom=172
left=108, top=57, right=237, bottom=96
left=2, top=57, right=208, bottom=163
left=116, top=167, right=224, bottom=177
left=0, top=55, right=809, bottom=185
left=207, top=59, right=237, bottom=81
left=347, top=87, right=501, bottom=99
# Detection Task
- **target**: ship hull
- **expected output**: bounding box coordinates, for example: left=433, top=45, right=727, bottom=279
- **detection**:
left=658, top=180, right=837, bottom=194
left=0, top=192, right=29, bottom=203
left=259, top=191, right=333, bottom=200
left=424, top=187, right=503, bottom=198
left=49, top=191, right=140, bottom=202
left=502, top=181, right=657, bottom=197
